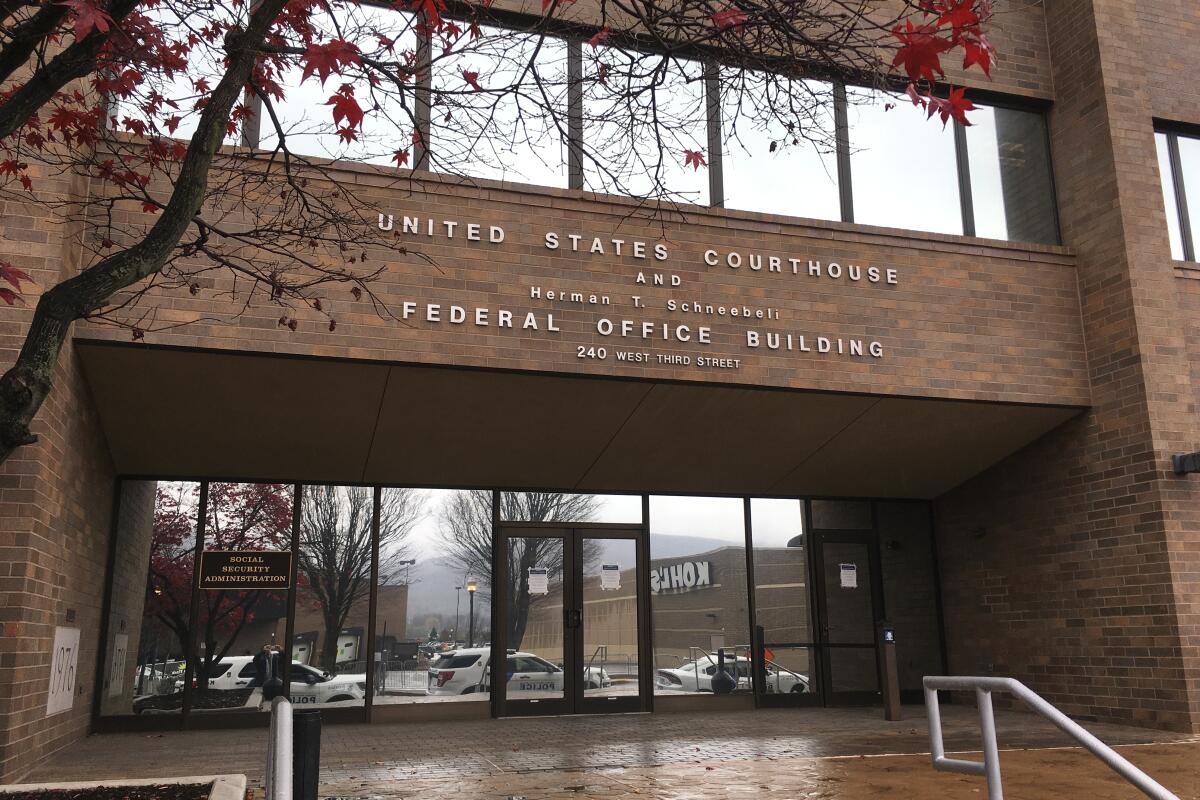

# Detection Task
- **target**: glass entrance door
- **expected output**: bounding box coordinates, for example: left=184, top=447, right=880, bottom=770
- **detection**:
left=813, top=531, right=883, bottom=705
left=495, top=527, right=648, bottom=716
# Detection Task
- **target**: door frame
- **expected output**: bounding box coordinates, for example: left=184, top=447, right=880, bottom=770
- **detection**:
left=491, top=522, right=652, bottom=717
left=810, top=529, right=885, bottom=706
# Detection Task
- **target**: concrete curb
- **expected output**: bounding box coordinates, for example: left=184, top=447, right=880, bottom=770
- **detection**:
left=0, top=774, right=247, bottom=800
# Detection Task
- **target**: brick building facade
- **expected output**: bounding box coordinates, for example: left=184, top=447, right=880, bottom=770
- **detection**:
left=2, top=0, right=1200, bottom=782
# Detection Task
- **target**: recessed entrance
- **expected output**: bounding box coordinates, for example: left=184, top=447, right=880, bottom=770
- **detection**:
left=494, top=526, right=650, bottom=716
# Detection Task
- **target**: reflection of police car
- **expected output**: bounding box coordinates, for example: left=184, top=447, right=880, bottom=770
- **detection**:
left=426, top=647, right=611, bottom=695
left=201, top=656, right=367, bottom=704
left=655, top=656, right=810, bottom=693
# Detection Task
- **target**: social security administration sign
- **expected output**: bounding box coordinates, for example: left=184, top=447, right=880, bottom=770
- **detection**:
left=198, top=550, right=292, bottom=590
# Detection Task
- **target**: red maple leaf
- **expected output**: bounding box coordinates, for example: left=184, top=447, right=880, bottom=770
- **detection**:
left=19, top=175, right=32, bottom=191
left=462, top=70, right=482, bottom=91
left=921, top=86, right=976, bottom=127
left=58, top=0, right=112, bottom=40
left=142, top=201, right=159, bottom=213
left=683, top=149, right=707, bottom=170
left=0, top=288, right=22, bottom=306
left=336, top=126, right=357, bottom=143
left=301, top=39, right=363, bottom=86
left=937, top=0, right=980, bottom=29
left=392, top=148, right=410, bottom=166
left=962, top=35, right=993, bottom=77
left=710, top=8, right=747, bottom=29
left=891, top=20, right=952, bottom=83
left=588, top=27, right=610, bottom=49
left=406, top=0, right=447, bottom=28
left=193, top=77, right=210, bottom=93
left=0, top=262, right=32, bottom=290
left=325, top=90, right=364, bottom=131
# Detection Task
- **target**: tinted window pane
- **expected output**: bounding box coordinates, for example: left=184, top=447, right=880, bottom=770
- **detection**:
left=966, top=105, right=1058, bottom=244
left=100, top=481, right=201, bottom=717
left=649, top=496, right=750, bottom=695
left=848, top=89, right=961, bottom=235
left=1157, top=132, right=1186, bottom=260
left=431, top=27, right=568, bottom=186
left=375, top=489, right=492, bottom=705
left=260, top=9, right=419, bottom=164
left=584, top=51, right=708, bottom=204
left=499, top=492, right=641, bottom=523
left=192, top=483, right=293, bottom=714
left=1177, top=134, right=1200, bottom=260
left=722, top=75, right=839, bottom=220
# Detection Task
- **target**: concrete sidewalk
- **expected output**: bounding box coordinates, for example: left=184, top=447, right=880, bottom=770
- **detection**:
left=23, top=706, right=1199, bottom=797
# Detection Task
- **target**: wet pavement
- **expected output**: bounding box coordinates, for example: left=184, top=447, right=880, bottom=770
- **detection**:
left=24, top=705, right=1200, bottom=797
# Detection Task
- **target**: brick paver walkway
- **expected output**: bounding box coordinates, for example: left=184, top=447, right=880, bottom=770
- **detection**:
left=24, top=706, right=1199, bottom=797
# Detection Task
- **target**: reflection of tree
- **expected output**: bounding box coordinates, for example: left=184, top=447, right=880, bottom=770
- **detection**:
left=145, top=482, right=293, bottom=692
left=438, top=491, right=600, bottom=649
left=298, top=486, right=421, bottom=672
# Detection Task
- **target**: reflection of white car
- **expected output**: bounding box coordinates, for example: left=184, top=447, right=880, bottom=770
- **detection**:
left=655, top=656, right=810, bottom=693
left=426, top=647, right=611, bottom=695
left=200, top=656, right=367, bottom=704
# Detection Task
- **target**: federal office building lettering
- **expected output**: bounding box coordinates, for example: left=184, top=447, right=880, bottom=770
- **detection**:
left=6, top=0, right=1200, bottom=782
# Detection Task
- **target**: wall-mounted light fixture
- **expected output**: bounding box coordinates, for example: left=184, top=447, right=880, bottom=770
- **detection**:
left=1173, top=452, right=1200, bottom=474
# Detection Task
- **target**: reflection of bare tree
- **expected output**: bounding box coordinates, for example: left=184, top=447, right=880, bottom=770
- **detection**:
left=298, top=485, right=422, bottom=671
left=438, top=491, right=600, bottom=649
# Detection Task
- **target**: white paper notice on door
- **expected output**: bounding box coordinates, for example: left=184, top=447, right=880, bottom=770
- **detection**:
left=839, top=563, right=858, bottom=589
left=528, top=567, right=549, bottom=595
left=601, top=564, right=621, bottom=591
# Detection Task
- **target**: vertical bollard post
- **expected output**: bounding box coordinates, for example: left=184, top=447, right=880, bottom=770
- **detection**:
left=293, top=708, right=321, bottom=800
left=877, top=622, right=901, bottom=721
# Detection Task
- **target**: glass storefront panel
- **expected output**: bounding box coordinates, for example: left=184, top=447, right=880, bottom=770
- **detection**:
left=749, top=498, right=814, bottom=697
left=499, top=492, right=642, bottom=524
left=376, top=488, right=492, bottom=705
left=582, top=537, right=640, bottom=701
left=191, top=482, right=293, bottom=714
left=101, top=480, right=200, bottom=717
left=649, top=495, right=750, bottom=695
left=293, top=485, right=409, bottom=708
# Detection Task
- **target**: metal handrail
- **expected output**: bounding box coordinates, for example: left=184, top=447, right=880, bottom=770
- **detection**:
left=264, top=696, right=292, bottom=800
left=924, top=676, right=1179, bottom=800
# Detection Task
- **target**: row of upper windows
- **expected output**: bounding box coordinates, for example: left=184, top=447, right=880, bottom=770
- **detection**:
left=1155, top=129, right=1200, bottom=262
left=125, top=18, right=1062, bottom=247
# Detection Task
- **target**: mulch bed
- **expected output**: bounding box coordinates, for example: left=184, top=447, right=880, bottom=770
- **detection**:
left=3, top=784, right=212, bottom=800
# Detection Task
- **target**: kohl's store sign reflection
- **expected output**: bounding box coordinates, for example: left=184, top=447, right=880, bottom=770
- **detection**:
left=650, top=560, right=712, bottom=594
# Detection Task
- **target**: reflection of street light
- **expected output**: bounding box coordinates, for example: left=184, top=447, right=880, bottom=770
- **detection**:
left=454, top=585, right=463, bottom=644
left=466, top=577, right=478, bottom=648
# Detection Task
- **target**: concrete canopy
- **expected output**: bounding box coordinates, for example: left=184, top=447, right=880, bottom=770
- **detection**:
left=76, top=340, right=1081, bottom=499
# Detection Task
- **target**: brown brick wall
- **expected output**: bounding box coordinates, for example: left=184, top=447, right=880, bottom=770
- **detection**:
left=0, top=147, right=120, bottom=777
left=935, top=0, right=1200, bottom=731
left=74, top=169, right=1090, bottom=408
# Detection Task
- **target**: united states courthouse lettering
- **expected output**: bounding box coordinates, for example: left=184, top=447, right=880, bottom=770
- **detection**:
left=8, top=0, right=1200, bottom=783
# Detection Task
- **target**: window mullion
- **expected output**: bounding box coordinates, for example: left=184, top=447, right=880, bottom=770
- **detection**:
left=567, top=39, right=584, bottom=191
left=705, top=62, right=723, bottom=208
left=833, top=82, right=853, bottom=223
left=953, top=120, right=976, bottom=237
left=414, top=17, right=433, bottom=170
